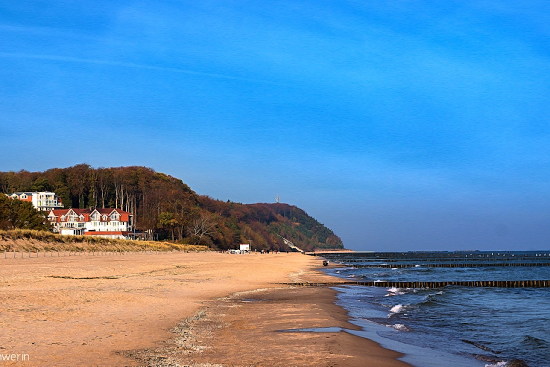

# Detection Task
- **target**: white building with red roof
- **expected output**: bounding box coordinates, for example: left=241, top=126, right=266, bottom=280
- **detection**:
left=48, top=208, right=134, bottom=239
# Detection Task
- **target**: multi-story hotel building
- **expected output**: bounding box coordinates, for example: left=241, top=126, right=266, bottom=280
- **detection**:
left=9, top=191, right=64, bottom=211
left=47, top=208, right=134, bottom=239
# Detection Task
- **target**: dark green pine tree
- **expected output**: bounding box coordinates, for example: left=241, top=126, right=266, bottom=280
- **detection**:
left=0, top=195, right=51, bottom=230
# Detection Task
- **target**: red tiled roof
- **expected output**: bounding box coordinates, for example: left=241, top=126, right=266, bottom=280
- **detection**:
left=48, top=208, right=132, bottom=223
left=49, top=208, right=131, bottom=215
left=72, top=208, right=91, bottom=215
left=96, top=208, right=113, bottom=215
left=95, top=208, right=132, bottom=215
left=50, top=209, right=69, bottom=216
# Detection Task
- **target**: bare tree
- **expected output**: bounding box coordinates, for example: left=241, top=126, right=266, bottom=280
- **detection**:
left=189, top=213, right=216, bottom=243
left=96, top=169, right=111, bottom=208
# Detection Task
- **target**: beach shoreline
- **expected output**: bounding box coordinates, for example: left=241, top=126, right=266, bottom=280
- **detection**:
left=132, top=285, right=410, bottom=367
left=0, top=249, right=409, bottom=366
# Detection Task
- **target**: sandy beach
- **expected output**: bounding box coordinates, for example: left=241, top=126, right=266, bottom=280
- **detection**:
left=0, top=250, right=409, bottom=366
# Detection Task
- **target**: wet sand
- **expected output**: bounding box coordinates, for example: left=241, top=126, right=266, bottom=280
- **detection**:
left=0, top=250, right=409, bottom=366
left=131, top=286, right=410, bottom=367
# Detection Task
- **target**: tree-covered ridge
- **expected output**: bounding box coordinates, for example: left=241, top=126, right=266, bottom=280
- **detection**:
left=197, top=199, right=343, bottom=250
left=0, top=165, right=344, bottom=251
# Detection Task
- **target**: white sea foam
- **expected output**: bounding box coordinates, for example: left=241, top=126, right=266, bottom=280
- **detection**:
left=484, top=361, right=507, bottom=367
left=389, top=323, right=409, bottom=331
left=385, top=287, right=405, bottom=296
left=389, top=304, right=405, bottom=314
left=424, top=290, right=444, bottom=300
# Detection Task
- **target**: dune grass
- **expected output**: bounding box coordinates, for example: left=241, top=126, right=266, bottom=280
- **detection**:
left=0, top=229, right=210, bottom=252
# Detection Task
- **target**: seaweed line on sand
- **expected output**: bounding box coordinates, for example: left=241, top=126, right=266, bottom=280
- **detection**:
left=120, top=288, right=279, bottom=367
left=121, top=307, right=224, bottom=367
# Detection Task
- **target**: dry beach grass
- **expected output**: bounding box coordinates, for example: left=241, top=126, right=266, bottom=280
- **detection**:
left=0, top=229, right=208, bottom=252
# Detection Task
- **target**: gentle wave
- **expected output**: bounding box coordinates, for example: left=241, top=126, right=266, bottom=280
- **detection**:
left=418, top=290, right=445, bottom=305
left=385, top=287, right=406, bottom=296
left=325, top=251, right=550, bottom=367
left=389, top=304, right=405, bottom=315
left=389, top=323, right=410, bottom=331
left=521, top=334, right=548, bottom=347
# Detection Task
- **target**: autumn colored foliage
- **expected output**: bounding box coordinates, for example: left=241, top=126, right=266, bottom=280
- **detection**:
left=0, top=165, right=343, bottom=251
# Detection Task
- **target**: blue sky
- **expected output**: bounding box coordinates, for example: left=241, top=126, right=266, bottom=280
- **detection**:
left=1, top=1, right=549, bottom=251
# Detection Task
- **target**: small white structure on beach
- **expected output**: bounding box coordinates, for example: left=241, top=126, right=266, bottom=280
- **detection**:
left=229, top=244, right=251, bottom=254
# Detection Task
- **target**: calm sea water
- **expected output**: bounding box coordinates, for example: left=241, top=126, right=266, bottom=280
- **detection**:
left=322, top=251, right=550, bottom=367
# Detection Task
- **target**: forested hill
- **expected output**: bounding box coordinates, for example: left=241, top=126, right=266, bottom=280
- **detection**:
left=0, top=165, right=344, bottom=251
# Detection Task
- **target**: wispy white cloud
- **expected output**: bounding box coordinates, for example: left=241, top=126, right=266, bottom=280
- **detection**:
left=0, top=51, right=287, bottom=86
left=0, top=23, right=96, bottom=39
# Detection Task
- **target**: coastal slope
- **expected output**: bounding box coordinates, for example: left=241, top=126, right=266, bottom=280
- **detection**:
left=0, top=165, right=343, bottom=251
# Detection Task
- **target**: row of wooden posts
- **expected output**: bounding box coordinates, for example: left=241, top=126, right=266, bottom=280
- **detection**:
left=352, top=262, right=550, bottom=268
left=323, top=256, right=550, bottom=263
left=283, top=280, right=550, bottom=288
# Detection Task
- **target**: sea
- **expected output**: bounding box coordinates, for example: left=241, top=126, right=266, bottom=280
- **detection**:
left=321, top=251, right=550, bottom=367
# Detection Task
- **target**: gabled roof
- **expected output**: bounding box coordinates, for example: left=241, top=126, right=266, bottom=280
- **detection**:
left=94, top=208, right=131, bottom=215
left=96, top=208, right=113, bottom=215
left=48, top=208, right=132, bottom=221
left=72, top=208, right=91, bottom=215
left=49, top=209, right=68, bottom=216
left=49, top=209, right=75, bottom=216
left=96, top=208, right=132, bottom=216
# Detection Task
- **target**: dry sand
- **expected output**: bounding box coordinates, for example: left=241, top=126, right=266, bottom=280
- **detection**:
left=0, top=250, right=410, bottom=366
